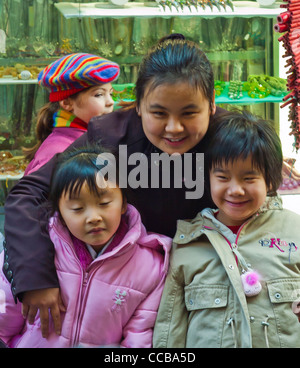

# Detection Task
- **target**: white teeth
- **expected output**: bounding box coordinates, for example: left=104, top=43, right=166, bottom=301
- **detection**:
left=168, top=138, right=182, bottom=142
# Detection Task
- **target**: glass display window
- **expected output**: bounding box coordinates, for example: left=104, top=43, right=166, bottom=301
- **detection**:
left=0, top=0, right=285, bottom=206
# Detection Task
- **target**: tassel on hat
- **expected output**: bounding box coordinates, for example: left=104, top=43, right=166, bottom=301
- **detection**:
left=38, top=53, right=120, bottom=102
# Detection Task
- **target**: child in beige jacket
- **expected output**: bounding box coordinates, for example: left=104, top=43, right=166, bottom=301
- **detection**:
left=153, top=111, right=300, bottom=348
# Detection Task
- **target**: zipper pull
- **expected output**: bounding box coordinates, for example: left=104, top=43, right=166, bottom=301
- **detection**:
left=231, top=243, right=238, bottom=249
left=83, top=272, right=89, bottom=286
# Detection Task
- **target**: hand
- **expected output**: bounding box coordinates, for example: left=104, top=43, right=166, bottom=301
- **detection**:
left=21, top=288, right=66, bottom=338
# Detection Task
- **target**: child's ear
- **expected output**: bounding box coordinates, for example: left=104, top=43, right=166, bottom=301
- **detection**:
left=59, top=98, right=74, bottom=112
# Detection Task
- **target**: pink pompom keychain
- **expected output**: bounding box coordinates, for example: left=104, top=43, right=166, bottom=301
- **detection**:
left=241, top=270, right=262, bottom=297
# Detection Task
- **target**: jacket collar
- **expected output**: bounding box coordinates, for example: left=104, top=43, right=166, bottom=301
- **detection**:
left=49, top=204, right=143, bottom=255
left=174, top=195, right=283, bottom=245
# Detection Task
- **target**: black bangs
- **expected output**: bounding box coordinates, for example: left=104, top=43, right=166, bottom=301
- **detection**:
left=55, top=156, right=101, bottom=200
left=49, top=151, right=100, bottom=210
left=135, top=38, right=214, bottom=110
left=209, top=123, right=262, bottom=168
left=47, top=144, right=121, bottom=217
left=206, top=110, right=283, bottom=194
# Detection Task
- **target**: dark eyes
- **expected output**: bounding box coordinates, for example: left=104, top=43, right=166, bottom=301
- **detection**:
left=94, top=91, right=113, bottom=98
left=215, top=175, right=257, bottom=181
left=71, top=201, right=111, bottom=211
left=72, top=207, right=83, bottom=212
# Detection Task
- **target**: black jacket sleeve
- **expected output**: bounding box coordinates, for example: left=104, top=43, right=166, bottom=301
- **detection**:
left=3, top=108, right=138, bottom=302
left=3, top=106, right=225, bottom=302
left=3, top=133, right=89, bottom=302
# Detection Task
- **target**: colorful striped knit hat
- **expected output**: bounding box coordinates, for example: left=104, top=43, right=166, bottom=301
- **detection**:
left=38, top=53, right=120, bottom=102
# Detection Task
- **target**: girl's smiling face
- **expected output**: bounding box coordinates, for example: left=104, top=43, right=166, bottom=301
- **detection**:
left=210, top=155, right=268, bottom=227
left=137, top=81, right=216, bottom=155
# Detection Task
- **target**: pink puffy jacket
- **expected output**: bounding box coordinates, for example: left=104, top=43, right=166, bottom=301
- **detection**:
left=0, top=205, right=171, bottom=348
left=24, top=127, right=85, bottom=175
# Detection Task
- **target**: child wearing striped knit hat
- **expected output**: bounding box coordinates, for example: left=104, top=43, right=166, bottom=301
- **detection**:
left=23, top=53, right=120, bottom=175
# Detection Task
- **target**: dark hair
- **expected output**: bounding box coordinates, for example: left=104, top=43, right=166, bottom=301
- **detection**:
left=48, top=144, right=126, bottom=217
left=206, top=110, right=283, bottom=195
left=135, top=33, right=215, bottom=112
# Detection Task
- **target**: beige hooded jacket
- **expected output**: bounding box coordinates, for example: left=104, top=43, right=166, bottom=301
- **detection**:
left=153, top=196, right=300, bottom=348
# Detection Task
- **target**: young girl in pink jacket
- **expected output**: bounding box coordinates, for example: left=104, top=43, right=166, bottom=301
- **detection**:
left=0, top=145, right=171, bottom=348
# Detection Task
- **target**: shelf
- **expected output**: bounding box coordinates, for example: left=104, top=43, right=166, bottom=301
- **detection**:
left=216, top=93, right=284, bottom=104
left=113, top=81, right=287, bottom=105
left=0, top=48, right=265, bottom=66
left=0, top=79, right=286, bottom=104
left=54, top=1, right=282, bottom=19
left=0, top=173, right=23, bottom=181
left=216, top=82, right=286, bottom=104
left=0, top=78, right=38, bottom=85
